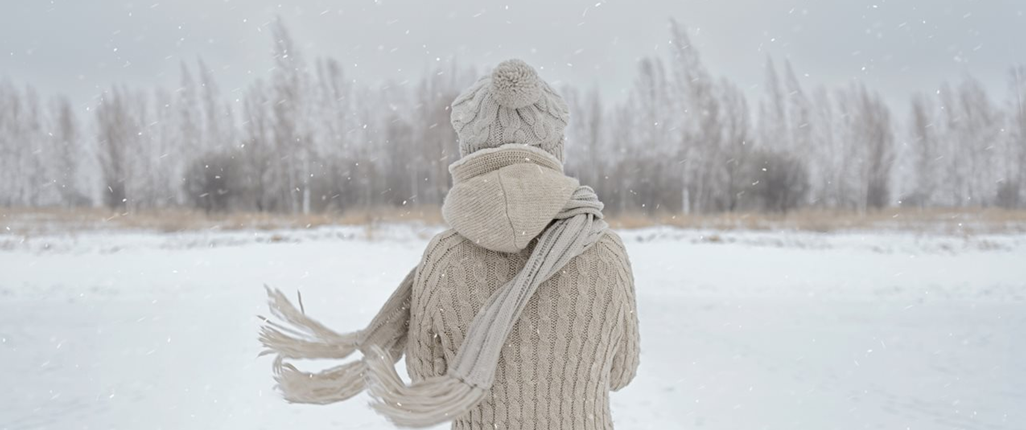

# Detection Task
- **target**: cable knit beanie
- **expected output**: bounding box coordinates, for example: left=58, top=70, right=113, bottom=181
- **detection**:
left=450, top=59, right=570, bottom=163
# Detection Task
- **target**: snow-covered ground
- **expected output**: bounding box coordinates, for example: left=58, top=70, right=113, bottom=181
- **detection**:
left=1, top=225, right=1024, bottom=430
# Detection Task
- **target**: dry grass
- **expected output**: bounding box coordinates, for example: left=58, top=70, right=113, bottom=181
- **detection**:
left=0, top=206, right=444, bottom=234
left=3, top=206, right=1026, bottom=235
left=607, top=207, right=1026, bottom=234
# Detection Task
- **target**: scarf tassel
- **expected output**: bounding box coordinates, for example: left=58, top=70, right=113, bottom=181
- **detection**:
left=272, top=356, right=366, bottom=404
left=364, top=345, right=488, bottom=428
left=259, top=286, right=366, bottom=404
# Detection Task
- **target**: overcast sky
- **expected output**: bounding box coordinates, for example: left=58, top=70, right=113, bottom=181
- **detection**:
left=2, top=0, right=1025, bottom=112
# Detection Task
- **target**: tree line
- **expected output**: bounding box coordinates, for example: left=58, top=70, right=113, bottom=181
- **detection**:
left=1, top=19, right=1024, bottom=216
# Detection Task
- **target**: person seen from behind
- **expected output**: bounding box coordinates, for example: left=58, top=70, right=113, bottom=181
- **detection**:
left=260, top=58, right=641, bottom=429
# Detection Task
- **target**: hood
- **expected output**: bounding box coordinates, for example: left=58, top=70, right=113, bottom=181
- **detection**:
left=442, top=144, right=579, bottom=253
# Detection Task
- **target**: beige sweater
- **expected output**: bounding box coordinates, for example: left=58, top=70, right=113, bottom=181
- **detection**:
left=406, top=227, right=639, bottom=429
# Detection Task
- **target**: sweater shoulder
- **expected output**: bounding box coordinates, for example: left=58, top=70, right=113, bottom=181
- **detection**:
left=588, top=230, right=634, bottom=296
left=418, top=229, right=473, bottom=268
left=412, top=229, right=469, bottom=308
left=592, top=230, right=631, bottom=264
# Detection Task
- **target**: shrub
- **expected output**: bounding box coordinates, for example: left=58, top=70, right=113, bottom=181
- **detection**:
left=184, top=151, right=248, bottom=213
left=996, top=181, right=1021, bottom=209
left=745, top=149, right=810, bottom=214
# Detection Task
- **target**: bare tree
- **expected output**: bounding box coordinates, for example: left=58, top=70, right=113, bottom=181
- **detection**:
left=758, top=57, right=788, bottom=152
left=95, top=87, right=135, bottom=210
left=809, top=87, right=847, bottom=207
left=907, top=94, right=939, bottom=208
left=830, top=85, right=897, bottom=211
left=752, top=57, right=813, bottom=212
left=21, top=87, right=46, bottom=206
left=668, top=19, right=724, bottom=214
left=564, top=85, right=607, bottom=191
left=928, top=77, right=1004, bottom=207
left=197, top=57, right=227, bottom=151
left=999, top=65, right=1026, bottom=208
left=859, top=87, right=896, bottom=210
left=719, top=80, right=752, bottom=211
left=414, top=64, right=467, bottom=206
left=956, top=76, right=1002, bottom=206
left=0, top=80, right=16, bottom=206
left=240, top=79, right=277, bottom=212
left=270, top=17, right=313, bottom=213
left=49, top=97, right=86, bottom=206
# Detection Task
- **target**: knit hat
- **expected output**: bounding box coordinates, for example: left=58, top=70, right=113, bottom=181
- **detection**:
left=450, top=59, right=570, bottom=163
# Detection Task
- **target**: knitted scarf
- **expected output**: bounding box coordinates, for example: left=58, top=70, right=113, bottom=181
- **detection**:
left=258, top=147, right=607, bottom=427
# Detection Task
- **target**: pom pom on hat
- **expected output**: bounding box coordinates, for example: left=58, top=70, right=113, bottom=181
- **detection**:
left=490, top=59, right=543, bottom=109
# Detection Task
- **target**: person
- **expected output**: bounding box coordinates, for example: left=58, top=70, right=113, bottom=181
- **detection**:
left=260, top=59, right=640, bottom=429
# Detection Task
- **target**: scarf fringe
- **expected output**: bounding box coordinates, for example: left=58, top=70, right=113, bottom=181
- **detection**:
left=272, top=356, right=366, bottom=404
left=260, top=286, right=366, bottom=404
left=364, top=346, right=489, bottom=428
left=258, top=286, right=360, bottom=360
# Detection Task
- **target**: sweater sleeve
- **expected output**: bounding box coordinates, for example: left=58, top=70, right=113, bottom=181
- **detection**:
left=608, top=235, right=640, bottom=392
left=404, top=233, right=455, bottom=381
left=359, top=267, right=416, bottom=364
left=405, top=273, right=446, bottom=380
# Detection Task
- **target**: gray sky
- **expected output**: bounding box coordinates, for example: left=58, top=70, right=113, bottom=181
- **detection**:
left=2, top=0, right=1025, bottom=112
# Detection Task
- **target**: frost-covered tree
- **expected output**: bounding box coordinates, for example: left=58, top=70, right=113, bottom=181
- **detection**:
left=999, top=66, right=1026, bottom=208
left=95, top=87, right=136, bottom=210
left=4, top=19, right=1025, bottom=216
left=907, top=94, right=939, bottom=208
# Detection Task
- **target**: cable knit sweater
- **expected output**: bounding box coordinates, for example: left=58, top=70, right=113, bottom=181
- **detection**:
left=406, top=227, right=639, bottom=429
